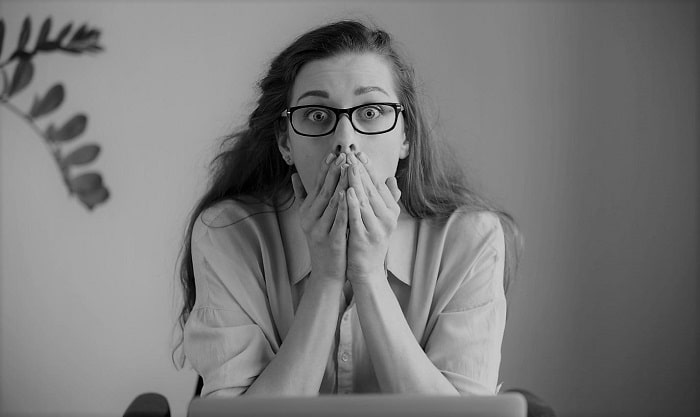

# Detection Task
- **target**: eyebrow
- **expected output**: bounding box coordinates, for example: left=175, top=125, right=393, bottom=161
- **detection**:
left=296, top=90, right=329, bottom=103
left=354, top=86, right=390, bottom=97
left=295, top=86, right=390, bottom=104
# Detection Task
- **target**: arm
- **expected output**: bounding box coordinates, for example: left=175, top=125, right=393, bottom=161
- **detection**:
left=344, top=152, right=457, bottom=394
left=353, top=274, right=459, bottom=394
left=186, top=154, right=350, bottom=396
left=246, top=154, right=351, bottom=395
left=345, top=152, right=506, bottom=395
left=185, top=254, right=344, bottom=397
left=352, top=244, right=506, bottom=395
left=245, top=274, right=344, bottom=395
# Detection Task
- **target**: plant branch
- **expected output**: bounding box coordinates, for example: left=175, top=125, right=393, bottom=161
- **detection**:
left=0, top=97, right=73, bottom=193
left=0, top=46, right=103, bottom=69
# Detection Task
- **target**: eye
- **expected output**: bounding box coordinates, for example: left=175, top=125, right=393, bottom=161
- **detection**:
left=358, top=105, right=384, bottom=120
left=304, top=108, right=331, bottom=123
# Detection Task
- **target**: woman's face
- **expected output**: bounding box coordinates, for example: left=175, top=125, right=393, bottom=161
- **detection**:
left=278, top=52, right=409, bottom=192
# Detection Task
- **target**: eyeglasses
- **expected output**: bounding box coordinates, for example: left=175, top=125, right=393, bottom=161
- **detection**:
left=281, top=102, right=404, bottom=137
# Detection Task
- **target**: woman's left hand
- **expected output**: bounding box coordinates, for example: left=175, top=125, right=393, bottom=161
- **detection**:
left=345, top=152, right=402, bottom=284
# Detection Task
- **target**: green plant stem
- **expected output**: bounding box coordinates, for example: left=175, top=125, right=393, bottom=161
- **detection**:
left=0, top=97, right=73, bottom=193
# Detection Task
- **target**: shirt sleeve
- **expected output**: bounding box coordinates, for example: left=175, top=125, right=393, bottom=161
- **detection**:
left=183, top=204, right=278, bottom=397
left=423, top=211, right=507, bottom=395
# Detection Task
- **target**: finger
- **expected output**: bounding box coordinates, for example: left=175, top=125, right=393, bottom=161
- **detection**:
left=355, top=170, right=383, bottom=234
left=386, top=176, right=401, bottom=203
left=330, top=190, right=348, bottom=238
left=357, top=152, right=395, bottom=208
left=348, top=155, right=383, bottom=234
left=356, top=157, right=389, bottom=214
left=349, top=177, right=380, bottom=234
left=309, top=154, right=345, bottom=218
left=347, top=153, right=369, bottom=205
left=356, top=167, right=392, bottom=233
left=375, top=178, right=395, bottom=207
left=380, top=177, right=401, bottom=218
left=337, top=163, right=349, bottom=190
left=319, top=189, right=340, bottom=234
left=291, top=173, right=307, bottom=203
left=309, top=153, right=338, bottom=199
left=356, top=151, right=379, bottom=184
left=346, top=187, right=367, bottom=234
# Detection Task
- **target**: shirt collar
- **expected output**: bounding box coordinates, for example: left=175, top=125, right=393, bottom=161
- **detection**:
left=278, top=200, right=416, bottom=286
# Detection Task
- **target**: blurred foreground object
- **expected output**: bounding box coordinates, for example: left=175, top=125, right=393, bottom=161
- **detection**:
left=123, top=393, right=170, bottom=417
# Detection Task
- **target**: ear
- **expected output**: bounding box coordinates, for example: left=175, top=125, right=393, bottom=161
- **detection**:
left=399, top=131, right=410, bottom=159
left=276, top=124, right=293, bottom=162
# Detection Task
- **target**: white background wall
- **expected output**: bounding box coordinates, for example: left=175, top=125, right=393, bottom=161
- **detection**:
left=0, top=1, right=697, bottom=417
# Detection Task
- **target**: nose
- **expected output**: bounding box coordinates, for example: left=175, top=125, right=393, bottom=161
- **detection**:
left=333, top=114, right=357, bottom=155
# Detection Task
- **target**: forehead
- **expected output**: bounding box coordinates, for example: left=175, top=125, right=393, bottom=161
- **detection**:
left=291, top=53, right=398, bottom=102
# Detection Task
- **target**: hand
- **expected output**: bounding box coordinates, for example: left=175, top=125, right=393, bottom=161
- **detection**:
left=292, top=153, right=350, bottom=283
left=344, top=152, right=401, bottom=284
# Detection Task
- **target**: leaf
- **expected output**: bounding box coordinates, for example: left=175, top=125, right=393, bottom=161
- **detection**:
left=29, top=83, right=64, bottom=118
left=46, top=123, right=57, bottom=139
left=70, top=24, right=87, bottom=42
left=62, top=144, right=100, bottom=166
left=47, top=114, right=87, bottom=142
left=39, top=41, right=59, bottom=51
left=85, top=45, right=104, bottom=53
left=0, top=68, right=8, bottom=97
left=70, top=172, right=102, bottom=194
left=7, top=58, right=33, bottom=97
left=55, top=22, right=72, bottom=45
left=61, top=46, right=82, bottom=55
left=86, top=29, right=101, bottom=43
left=0, top=20, right=5, bottom=61
left=64, top=24, right=104, bottom=53
left=17, top=17, right=31, bottom=51
left=77, top=185, right=109, bottom=210
left=36, top=17, right=52, bottom=50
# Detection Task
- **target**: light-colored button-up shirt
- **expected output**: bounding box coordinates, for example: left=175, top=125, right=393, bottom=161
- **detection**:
left=183, top=197, right=506, bottom=397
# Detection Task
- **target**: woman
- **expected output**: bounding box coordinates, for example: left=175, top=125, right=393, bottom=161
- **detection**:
left=174, top=19, right=522, bottom=397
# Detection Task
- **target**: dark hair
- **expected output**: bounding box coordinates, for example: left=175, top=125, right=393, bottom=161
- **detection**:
left=172, top=19, right=523, bottom=367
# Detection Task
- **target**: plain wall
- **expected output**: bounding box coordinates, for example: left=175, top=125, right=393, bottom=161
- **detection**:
left=0, top=1, right=697, bottom=417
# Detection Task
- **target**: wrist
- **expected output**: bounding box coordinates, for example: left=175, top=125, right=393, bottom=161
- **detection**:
left=347, top=268, right=387, bottom=288
left=309, top=271, right=346, bottom=290
left=310, top=262, right=346, bottom=283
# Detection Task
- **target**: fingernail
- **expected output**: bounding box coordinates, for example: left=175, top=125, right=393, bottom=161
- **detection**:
left=325, top=153, right=335, bottom=164
left=338, top=190, right=345, bottom=201
left=340, top=165, right=347, bottom=177
left=357, top=152, right=368, bottom=164
left=348, top=187, right=356, bottom=199
left=335, top=153, right=345, bottom=166
left=352, top=165, right=359, bottom=176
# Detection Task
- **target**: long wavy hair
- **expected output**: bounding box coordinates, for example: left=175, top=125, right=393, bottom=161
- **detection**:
left=173, top=19, right=523, bottom=367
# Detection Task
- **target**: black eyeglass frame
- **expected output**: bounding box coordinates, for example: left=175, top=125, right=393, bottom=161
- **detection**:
left=281, top=102, right=405, bottom=137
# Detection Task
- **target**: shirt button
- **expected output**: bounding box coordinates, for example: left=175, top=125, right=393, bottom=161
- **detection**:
left=341, top=352, right=350, bottom=362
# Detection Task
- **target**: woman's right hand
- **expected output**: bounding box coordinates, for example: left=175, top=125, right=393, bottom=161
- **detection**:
left=291, top=153, right=349, bottom=283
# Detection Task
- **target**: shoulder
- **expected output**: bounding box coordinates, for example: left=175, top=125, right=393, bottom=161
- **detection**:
left=425, top=210, right=506, bottom=299
left=442, top=209, right=505, bottom=252
left=192, top=198, right=278, bottom=242
left=422, top=209, right=505, bottom=273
